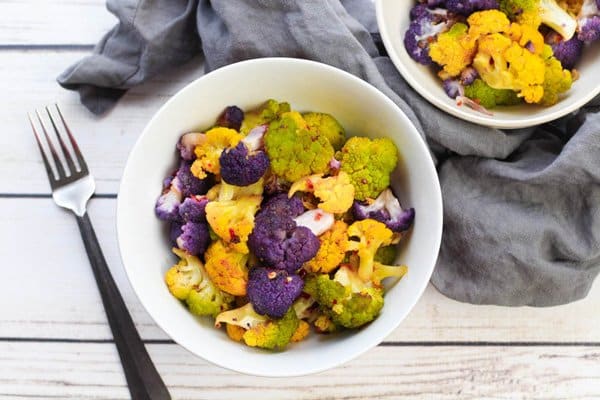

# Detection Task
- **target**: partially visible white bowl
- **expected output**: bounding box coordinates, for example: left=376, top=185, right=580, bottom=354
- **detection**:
left=117, top=58, right=442, bottom=377
left=376, top=0, right=600, bottom=129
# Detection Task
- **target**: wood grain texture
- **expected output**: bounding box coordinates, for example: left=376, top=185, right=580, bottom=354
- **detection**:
left=0, top=0, right=115, bottom=45
left=0, top=342, right=599, bottom=399
left=1, top=50, right=204, bottom=194
left=2, top=197, right=599, bottom=342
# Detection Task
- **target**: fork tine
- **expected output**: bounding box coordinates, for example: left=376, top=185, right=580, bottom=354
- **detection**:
left=46, top=106, right=77, bottom=175
left=54, top=104, right=88, bottom=174
left=35, top=110, right=66, bottom=179
left=29, top=113, right=57, bottom=186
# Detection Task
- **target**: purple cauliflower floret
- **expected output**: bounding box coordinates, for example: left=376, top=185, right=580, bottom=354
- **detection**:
left=352, top=188, right=415, bottom=233
left=578, top=0, right=600, bottom=43
left=261, top=194, right=305, bottom=220
left=216, top=106, right=244, bottom=131
left=179, top=195, right=208, bottom=223
left=404, top=7, right=457, bottom=65
left=155, top=176, right=183, bottom=221
left=443, top=78, right=464, bottom=99
left=177, top=132, right=206, bottom=161
left=460, top=66, right=479, bottom=86
left=176, top=160, right=212, bottom=197
left=219, top=142, right=270, bottom=186
left=545, top=31, right=583, bottom=70
left=175, top=221, right=209, bottom=256
left=446, top=0, right=498, bottom=15
left=248, top=195, right=320, bottom=273
left=246, top=267, right=304, bottom=318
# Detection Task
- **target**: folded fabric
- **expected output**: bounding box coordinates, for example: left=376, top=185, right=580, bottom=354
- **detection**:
left=58, top=0, right=600, bottom=306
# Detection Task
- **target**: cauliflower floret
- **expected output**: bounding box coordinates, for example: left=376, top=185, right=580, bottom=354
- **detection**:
left=248, top=195, right=320, bottom=273
left=302, top=112, right=346, bottom=150
left=205, top=195, right=262, bottom=254
left=216, top=105, right=244, bottom=131
left=352, top=188, right=416, bottom=233
left=204, top=240, right=249, bottom=296
left=404, top=6, right=459, bottom=65
left=240, top=99, right=291, bottom=134
left=242, top=308, right=300, bottom=350
left=191, top=127, right=243, bottom=179
left=463, top=78, right=522, bottom=108
left=264, top=112, right=335, bottom=183
left=472, top=30, right=546, bottom=103
left=337, top=137, right=398, bottom=201
left=165, top=248, right=234, bottom=317
left=313, top=266, right=384, bottom=329
left=216, top=303, right=300, bottom=350
left=304, top=220, right=349, bottom=273
left=288, top=171, right=355, bottom=214
left=246, top=267, right=304, bottom=318
left=346, top=219, right=394, bottom=281
left=429, top=23, right=478, bottom=77
left=219, top=142, right=269, bottom=187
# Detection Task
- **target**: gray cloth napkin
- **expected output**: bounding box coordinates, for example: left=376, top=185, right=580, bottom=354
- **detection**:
left=58, top=0, right=600, bottom=306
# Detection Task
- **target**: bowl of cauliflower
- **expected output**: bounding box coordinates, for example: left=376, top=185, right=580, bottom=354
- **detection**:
left=376, top=0, right=600, bottom=129
left=117, top=58, right=442, bottom=376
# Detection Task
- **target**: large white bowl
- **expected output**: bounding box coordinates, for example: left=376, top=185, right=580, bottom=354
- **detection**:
left=117, top=58, right=443, bottom=377
left=376, top=0, right=600, bottom=129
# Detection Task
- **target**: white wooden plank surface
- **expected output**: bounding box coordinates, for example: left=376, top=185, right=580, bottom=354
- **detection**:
left=1, top=50, right=204, bottom=194
left=1, top=342, right=599, bottom=399
left=0, top=0, right=115, bottom=45
left=2, top=197, right=599, bottom=342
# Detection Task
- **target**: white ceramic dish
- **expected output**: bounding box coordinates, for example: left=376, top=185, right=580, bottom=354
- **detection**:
left=117, top=58, right=443, bottom=377
left=376, top=0, right=600, bottom=129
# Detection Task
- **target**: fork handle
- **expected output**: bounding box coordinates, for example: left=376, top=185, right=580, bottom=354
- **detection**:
left=76, top=212, right=171, bottom=400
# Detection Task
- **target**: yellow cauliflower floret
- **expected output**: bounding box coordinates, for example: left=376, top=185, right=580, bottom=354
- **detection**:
left=430, top=23, right=478, bottom=77
left=473, top=33, right=545, bottom=103
left=304, top=220, right=349, bottom=273
left=346, top=219, right=394, bottom=281
left=467, top=9, right=511, bottom=36
left=191, top=127, right=243, bottom=179
left=205, top=195, right=262, bottom=254
left=288, top=171, right=355, bottom=214
left=204, top=240, right=249, bottom=296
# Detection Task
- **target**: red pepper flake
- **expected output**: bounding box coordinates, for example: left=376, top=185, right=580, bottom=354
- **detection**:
left=229, top=229, right=240, bottom=243
left=306, top=180, right=314, bottom=190
left=268, top=271, right=277, bottom=279
left=285, top=276, right=293, bottom=283
left=314, top=211, right=323, bottom=221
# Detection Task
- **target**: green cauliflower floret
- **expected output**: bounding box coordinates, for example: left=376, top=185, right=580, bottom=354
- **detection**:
left=464, top=79, right=522, bottom=109
left=216, top=303, right=299, bottom=350
left=338, top=137, right=398, bottom=201
left=240, top=99, right=291, bottom=134
left=165, top=248, right=234, bottom=318
left=313, top=266, right=384, bottom=329
left=302, top=112, right=346, bottom=150
left=540, top=45, right=573, bottom=106
left=264, top=111, right=335, bottom=182
left=242, top=307, right=300, bottom=350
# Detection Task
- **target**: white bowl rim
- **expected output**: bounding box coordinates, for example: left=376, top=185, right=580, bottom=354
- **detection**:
left=375, top=0, right=600, bottom=129
left=116, top=57, right=443, bottom=377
